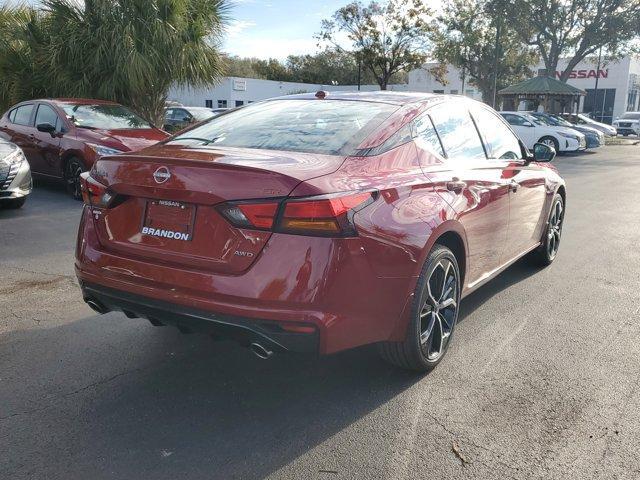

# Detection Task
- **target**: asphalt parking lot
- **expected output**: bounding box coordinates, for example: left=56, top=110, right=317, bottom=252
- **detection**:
left=2, top=145, right=640, bottom=480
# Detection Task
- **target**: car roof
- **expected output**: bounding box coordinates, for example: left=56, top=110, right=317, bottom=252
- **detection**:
left=49, top=98, right=120, bottom=106
left=272, top=90, right=445, bottom=106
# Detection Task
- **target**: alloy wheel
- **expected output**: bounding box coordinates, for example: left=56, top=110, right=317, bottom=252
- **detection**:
left=541, top=138, right=556, bottom=148
left=419, top=259, right=458, bottom=361
left=547, top=199, right=564, bottom=259
left=65, top=159, right=84, bottom=199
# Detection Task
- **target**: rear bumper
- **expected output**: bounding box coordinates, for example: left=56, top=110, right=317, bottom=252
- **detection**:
left=80, top=282, right=319, bottom=353
left=75, top=206, right=415, bottom=354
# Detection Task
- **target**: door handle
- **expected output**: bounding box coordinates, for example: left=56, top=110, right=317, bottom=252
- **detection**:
left=446, top=179, right=467, bottom=192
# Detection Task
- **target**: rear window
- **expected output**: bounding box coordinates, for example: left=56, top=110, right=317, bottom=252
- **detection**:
left=169, top=99, right=397, bottom=155
left=12, top=104, right=34, bottom=126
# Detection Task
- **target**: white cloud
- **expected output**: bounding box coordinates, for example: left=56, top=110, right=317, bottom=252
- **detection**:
left=225, top=19, right=257, bottom=39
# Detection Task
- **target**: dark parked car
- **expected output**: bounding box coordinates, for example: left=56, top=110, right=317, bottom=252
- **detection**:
left=0, top=99, right=169, bottom=198
left=76, top=92, right=565, bottom=372
left=528, top=112, right=604, bottom=148
left=163, top=106, right=226, bottom=133
left=0, top=140, right=31, bottom=209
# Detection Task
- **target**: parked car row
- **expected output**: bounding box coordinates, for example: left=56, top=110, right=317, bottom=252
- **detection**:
left=500, top=111, right=589, bottom=153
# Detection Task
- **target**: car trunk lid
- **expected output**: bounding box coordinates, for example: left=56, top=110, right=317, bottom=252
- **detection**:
left=88, top=145, right=344, bottom=274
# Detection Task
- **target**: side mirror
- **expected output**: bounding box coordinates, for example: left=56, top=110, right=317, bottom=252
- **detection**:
left=532, top=142, right=556, bottom=162
left=37, top=123, right=56, bottom=135
left=183, top=117, right=191, bottom=122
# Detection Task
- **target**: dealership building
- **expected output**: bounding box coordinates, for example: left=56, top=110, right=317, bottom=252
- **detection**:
left=168, top=77, right=407, bottom=110
left=168, top=56, right=639, bottom=125
left=408, top=56, right=640, bottom=124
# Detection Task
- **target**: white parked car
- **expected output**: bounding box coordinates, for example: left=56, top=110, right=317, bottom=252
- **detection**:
left=559, top=113, right=618, bottom=137
left=613, top=112, right=640, bottom=136
left=500, top=111, right=586, bottom=153
left=0, top=140, right=32, bottom=209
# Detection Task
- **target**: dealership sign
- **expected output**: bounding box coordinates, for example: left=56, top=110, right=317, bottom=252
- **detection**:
left=555, top=69, right=609, bottom=79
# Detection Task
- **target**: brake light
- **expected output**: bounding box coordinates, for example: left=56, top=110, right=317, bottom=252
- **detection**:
left=80, top=172, right=113, bottom=208
left=217, top=192, right=375, bottom=237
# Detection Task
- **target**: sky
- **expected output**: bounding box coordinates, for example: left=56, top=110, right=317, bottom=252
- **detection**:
left=222, top=0, right=349, bottom=59
left=21, top=0, right=350, bottom=60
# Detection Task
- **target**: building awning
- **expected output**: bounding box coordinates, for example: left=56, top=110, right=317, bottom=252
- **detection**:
left=499, top=76, right=586, bottom=96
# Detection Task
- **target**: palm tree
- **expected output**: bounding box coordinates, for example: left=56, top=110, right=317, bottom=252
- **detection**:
left=0, top=0, right=229, bottom=125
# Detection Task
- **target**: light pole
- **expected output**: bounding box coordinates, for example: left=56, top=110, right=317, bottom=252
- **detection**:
left=491, top=17, right=502, bottom=108
left=593, top=46, right=602, bottom=121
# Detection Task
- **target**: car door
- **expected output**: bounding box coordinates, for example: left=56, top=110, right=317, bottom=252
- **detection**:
left=32, top=103, right=64, bottom=177
left=418, top=101, right=510, bottom=288
left=473, top=106, right=548, bottom=263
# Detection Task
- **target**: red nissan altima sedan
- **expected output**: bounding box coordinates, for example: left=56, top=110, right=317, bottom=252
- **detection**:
left=75, top=92, right=565, bottom=372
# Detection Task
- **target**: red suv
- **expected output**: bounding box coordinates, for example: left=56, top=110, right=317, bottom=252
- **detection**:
left=75, top=92, right=565, bottom=371
left=0, top=98, right=169, bottom=198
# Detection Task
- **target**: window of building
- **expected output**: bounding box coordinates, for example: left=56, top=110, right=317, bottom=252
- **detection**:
left=429, top=102, right=486, bottom=160
left=235, top=100, right=244, bottom=107
left=433, top=89, right=445, bottom=94
left=450, top=89, right=459, bottom=94
left=205, top=100, right=213, bottom=108
left=465, top=89, right=475, bottom=96
left=218, top=100, right=228, bottom=108
left=584, top=88, right=616, bottom=124
left=12, top=104, right=34, bottom=126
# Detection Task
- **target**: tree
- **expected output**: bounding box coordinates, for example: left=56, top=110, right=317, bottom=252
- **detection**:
left=513, top=0, right=640, bottom=81
left=223, top=55, right=263, bottom=79
left=318, top=0, right=432, bottom=90
left=252, top=58, right=294, bottom=82
left=433, top=0, right=537, bottom=104
left=0, top=0, right=229, bottom=124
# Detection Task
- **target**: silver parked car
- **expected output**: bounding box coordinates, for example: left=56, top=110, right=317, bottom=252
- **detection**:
left=0, top=140, right=32, bottom=209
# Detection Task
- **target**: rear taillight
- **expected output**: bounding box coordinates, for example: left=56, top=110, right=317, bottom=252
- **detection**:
left=80, top=172, right=113, bottom=208
left=216, top=191, right=375, bottom=237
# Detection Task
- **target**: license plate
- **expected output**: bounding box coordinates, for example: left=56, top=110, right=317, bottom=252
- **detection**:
left=141, top=200, right=195, bottom=241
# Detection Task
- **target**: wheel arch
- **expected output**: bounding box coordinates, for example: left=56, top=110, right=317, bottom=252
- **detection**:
left=556, top=184, right=566, bottom=207
left=60, top=150, right=87, bottom=177
left=420, top=220, right=468, bottom=289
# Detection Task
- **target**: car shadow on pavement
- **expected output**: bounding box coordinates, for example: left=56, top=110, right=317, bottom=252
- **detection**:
left=1, top=315, right=420, bottom=480
left=457, top=258, right=540, bottom=324
left=2, top=256, right=544, bottom=480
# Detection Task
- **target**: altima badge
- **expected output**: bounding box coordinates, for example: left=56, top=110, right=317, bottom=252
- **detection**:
left=153, top=166, right=171, bottom=184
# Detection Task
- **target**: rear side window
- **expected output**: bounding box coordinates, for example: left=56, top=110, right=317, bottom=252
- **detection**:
left=414, top=114, right=444, bottom=157
left=429, top=102, right=486, bottom=160
left=471, top=106, right=522, bottom=160
left=35, top=104, right=60, bottom=131
left=8, top=109, right=17, bottom=122
left=170, top=99, right=397, bottom=155
left=12, top=104, right=34, bottom=126
left=501, top=113, right=529, bottom=126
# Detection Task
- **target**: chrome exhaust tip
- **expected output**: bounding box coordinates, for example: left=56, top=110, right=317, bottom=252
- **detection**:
left=86, top=299, right=108, bottom=315
left=249, top=342, right=274, bottom=360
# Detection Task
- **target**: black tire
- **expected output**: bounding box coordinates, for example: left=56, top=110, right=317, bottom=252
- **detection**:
left=2, top=197, right=26, bottom=209
left=538, top=136, right=560, bottom=153
left=64, top=157, right=86, bottom=200
left=528, top=193, right=564, bottom=267
left=378, top=244, right=461, bottom=372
